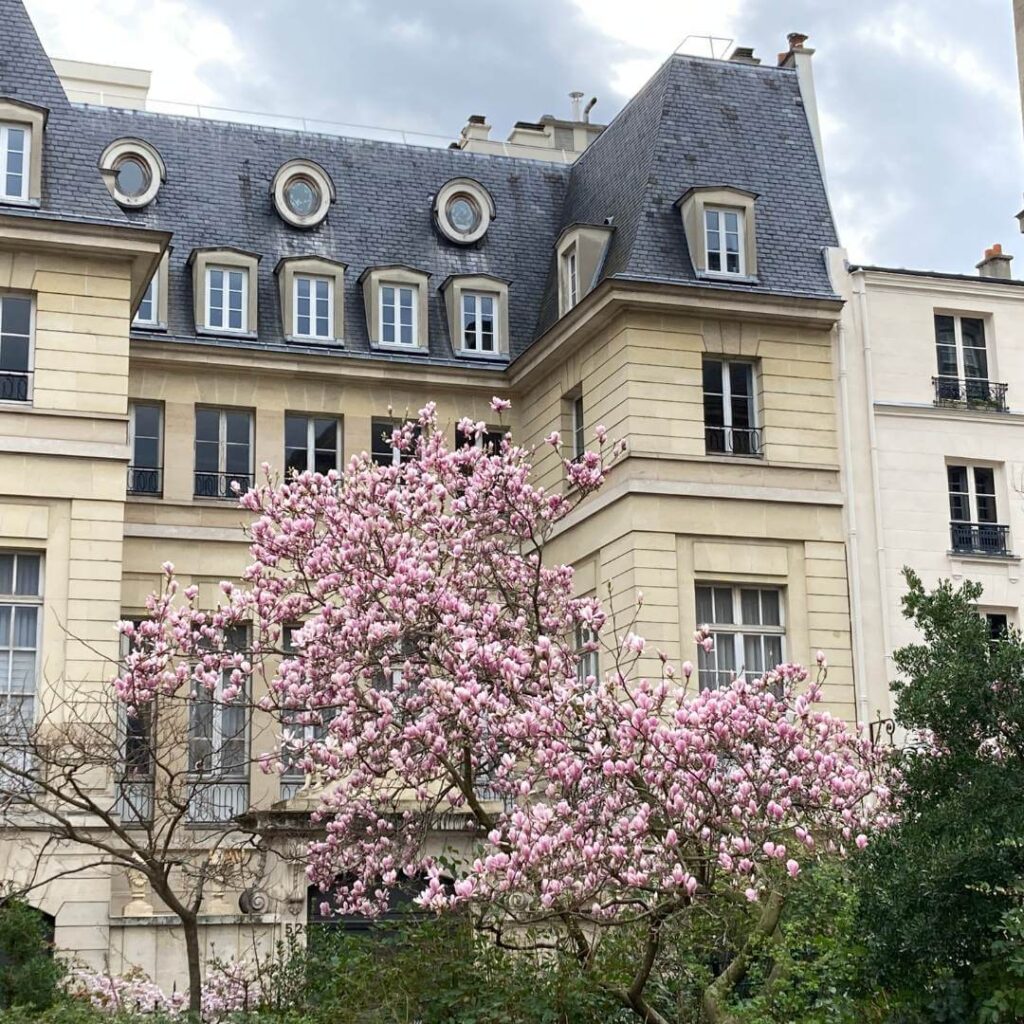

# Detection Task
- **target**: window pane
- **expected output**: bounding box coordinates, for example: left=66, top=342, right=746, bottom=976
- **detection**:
left=1, top=296, right=31, bottom=336
left=12, top=607, right=35, bottom=648
left=195, top=440, right=219, bottom=473
left=0, top=605, right=9, bottom=644
left=935, top=344, right=958, bottom=378
left=134, top=404, right=160, bottom=439
left=715, top=634, right=736, bottom=671
left=974, top=467, right=996, bottom=497
left=713, top=587, right=734, bottom=624
left=225, top=444, right=250, bottom=475
left=285, top=447, right=308, bottom=476
left=760, top=589, right=780, bottom=626
left=961, top=317, right=985, bottom=351
left=313, top=450, right=335, bottom=475
left=948, top=465, right=969, bottom=520
left=10, top=651, right=35, bottom=693
left=225, top=411, right=250, bottom=445
left=14, top=555, right=40, bottom=597
left=740, top=589, right=761, bottom=625
left=743, top=634, right=764, bottom=676
left=764, top=635, right=783, bottom=670
left=196, top=408, right=220, bottom=443
left=285, top=414, right=307, bottom=450
left=0, top=335, right=28, bottom=372
left=371, top=418, right=395, bottom=464
left=695, top=586, right=714, bottom=624
left=0, top=556, right=11, bottom=595
left=934, top=315, right=955, bottom=347
left=134, top=437, right=159, bottom=468
left=314, top=419, right=336, bottom=450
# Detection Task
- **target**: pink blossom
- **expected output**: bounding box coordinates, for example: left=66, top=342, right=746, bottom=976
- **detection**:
left=786, top=859, right=801, bottom=879
left=489, top=396, right=512, bottom=412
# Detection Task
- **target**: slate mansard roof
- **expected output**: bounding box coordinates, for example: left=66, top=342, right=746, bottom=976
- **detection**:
left=0, top=0, right=839, bottom=367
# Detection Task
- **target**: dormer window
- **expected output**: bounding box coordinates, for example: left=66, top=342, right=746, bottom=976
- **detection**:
left=275, top=256, right=346, bottom=344
left=434, top=178, right=494, bottom=245
left=705, top=208, right=743, bottom=275
left=675, top=186, right=758, bottom=282
left=0, top=124, right=28, bottom=202
left=0, top=99, right=46, bottom=206
left=555, top=224, right=613, bottom=317
left=359, top=266, right=429, bottom=352
left=271, top=160, right=334, bottom=229
left=440, top=274, right=509, bottom=359
left=133, top=253, right=169, bottom=331
left=461, top=292, right=496, bottom=353
left=188, top=248, right=259, bottom=337
left=99, top=138, right=165, bottom=208
left=136, top=276, right=157, bottom=326
left=381, top=283, right=416, bottom=346
left=207, top=266, right=247, bottom=332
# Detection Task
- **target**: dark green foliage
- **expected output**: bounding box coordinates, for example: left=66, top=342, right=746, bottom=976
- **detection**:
left=857, top=570, right=1024, bottom=1020
left=0, top=900, right=63, bottom=1011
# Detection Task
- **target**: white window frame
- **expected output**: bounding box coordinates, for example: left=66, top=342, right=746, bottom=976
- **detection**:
left=704, top=206, right=745, bottom=277
left=935, top=314, right=990, bottom=382
left=574, top=622, right=599, bottom=684
left=205, top=265, right=248, bottom=333
left=695, top=584, right=785, bottom=691
left=188, top=627, right=249, bottom=779
left=0, top=550, right=43, bottom=740
left=0, top=123, right=30, bottom=203
left=460, top=291, right=498, bottom=354
left=293, top=274, right=334, bottom=341
left=563, top=245, right=579, bottom=310
left=947, top=463, right=998, bottom=525
left=0, top=292, right=34, bottom=404
left=379, top=282, right=417, bottom=346
left=134, top=275, right=158, bottom=327
left=284, top=413, right=341, bottom=476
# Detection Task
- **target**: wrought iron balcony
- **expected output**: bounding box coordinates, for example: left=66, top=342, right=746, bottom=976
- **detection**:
left=279, top=775, right=306, bottom=801
left=186, top=779, right=249, bottom=824
left=949, top=521, right=1011, bottom=557
left=115, top=778, right=154, bottom=824
left=193, top=471, right=252, bottom=500
left=705, top=426, right=763, bottom=457
left=0, top=370, right=30, bottom=402
left=933, top=376, right=1008, bottom=411
left=127, top=466, right=162, bottom=496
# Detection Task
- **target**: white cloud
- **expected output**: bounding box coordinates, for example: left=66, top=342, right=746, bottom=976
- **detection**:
left=570, top=0, right=746, bottom=97
left=24, top=0, right=242, bottom=107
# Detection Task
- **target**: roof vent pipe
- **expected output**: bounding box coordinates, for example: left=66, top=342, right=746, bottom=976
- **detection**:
left=569, top=90, right=584, bottom=120
left=583, top=96, right=597, bottom=122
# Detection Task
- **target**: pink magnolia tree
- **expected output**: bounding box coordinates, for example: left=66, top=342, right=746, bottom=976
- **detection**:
left=118, top=401, right=893, bottom=1024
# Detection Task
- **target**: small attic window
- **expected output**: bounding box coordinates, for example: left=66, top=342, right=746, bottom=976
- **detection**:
left=99, top=138, right=164, bottom=208
left=675, top=186, right=758, bottom=282
left=434, top=177, right=494, bottom=245
left=0, top=124, right=29, bottom=202
left=271, top=159, right=334, bottom=229
left=0, top=98, right=47, bottom=206
left=705, top=207, right=744, bottom=275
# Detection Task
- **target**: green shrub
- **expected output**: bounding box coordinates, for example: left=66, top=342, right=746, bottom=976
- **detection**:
left=0, top=900, right=63, bottom=1011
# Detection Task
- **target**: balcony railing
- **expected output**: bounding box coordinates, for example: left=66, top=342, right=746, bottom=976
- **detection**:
left=949, top=521, right=1011, bottom=557
left=705, top=426, right=762, bottom=457
left=127, top=466, right=162, bottom=496
left=193, top=471, right=252, bottom=500
left=0, top=370, right=30, bottom=402
left=186, top=779, right=249, bottom=823
left=933, top=376, right=1008, bottom=411
left=279, top=775, right=306, bottom=801
left=115, top=778, right=154, bottom=824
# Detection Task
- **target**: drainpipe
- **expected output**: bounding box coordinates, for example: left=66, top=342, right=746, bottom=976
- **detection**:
left=852, top=268, right=894, bottom=715
left=835, top=312, right=871, bottom=728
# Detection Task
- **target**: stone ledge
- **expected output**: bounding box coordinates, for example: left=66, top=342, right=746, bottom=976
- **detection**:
left=109, top=914, right=279, bottom=928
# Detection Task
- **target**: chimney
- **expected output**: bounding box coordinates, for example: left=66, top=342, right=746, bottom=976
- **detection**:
left=569, top=91, right=584, bottom=121
left=977, top=243, right=1014, bottom=280
left=777, top=32, right=826, bottom=184
left=730, top=46, right=761, bottom=66
left=459, top=114, right=491, bottom=145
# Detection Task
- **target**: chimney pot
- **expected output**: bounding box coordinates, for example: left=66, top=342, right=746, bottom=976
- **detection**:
left=788, top=32, right=809, bottom=49
left=977, top=243, right=1013, bottom=280
left=468, top=114, right=486, bottom=125
left=569, top=90, right=584, bottom=121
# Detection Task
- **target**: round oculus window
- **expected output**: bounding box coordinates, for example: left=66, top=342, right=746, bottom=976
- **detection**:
left=114, top=155, right=151, bottom=198
left=284, top=176, right=320, bottom=218
left=446, top=193, right=481, bottom=235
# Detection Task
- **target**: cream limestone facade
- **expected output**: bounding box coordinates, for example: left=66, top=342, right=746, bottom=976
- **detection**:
left=0, top=1, right=859, bottom=991
left=832, top=249, right=1024, bottom=724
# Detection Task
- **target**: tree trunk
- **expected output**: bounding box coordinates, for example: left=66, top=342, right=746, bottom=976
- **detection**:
left=181, top=912, right=203, bottom=1018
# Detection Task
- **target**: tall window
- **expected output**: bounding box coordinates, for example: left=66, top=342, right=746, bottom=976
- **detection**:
left=294, top=275, right=332, bottom=340
left=571, top=393, right=585, bottom=461
left=705, top=208, right=743, bottom=275
left=695, top=585, right=784, bottom=691
left=0, top=124, right=29, bottom=202
left=188, top=625, right=249, bottom=822
left=194, top=407, right=252, bottom=498
left=935, top=314, right=990, bottom=402
left=461, top=292, right=496, bottom=353
left=575, top=623, right=599, bottom=684
left=134, top=276, right=158, bottom=327
left=0, top=294, right=31, bottom=403
left=948, top=464, right=1007, bottom=555
left=703, top=358, right=759, bottom=456
left=206, top=266, right=247, bottom=332
left=371, top=418, right=421, bottom=467
left=0, top=552, right=41, bottom=741
left=455, top=425, right=506, bottom=452
left=380, top=284, right=416, bottom=345
left=285, top=414, right=340, bottom=476
left=128, top=402, right=162, bottom=496
left=562, top=245, right=579, bottom=311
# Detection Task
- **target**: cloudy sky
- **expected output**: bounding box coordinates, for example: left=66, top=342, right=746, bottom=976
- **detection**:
left=24, top=0, right=1024, bottom=274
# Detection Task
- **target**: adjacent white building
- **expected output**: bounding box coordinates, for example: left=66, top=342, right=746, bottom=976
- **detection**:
left=833, top=246, right=1024, bottom=723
